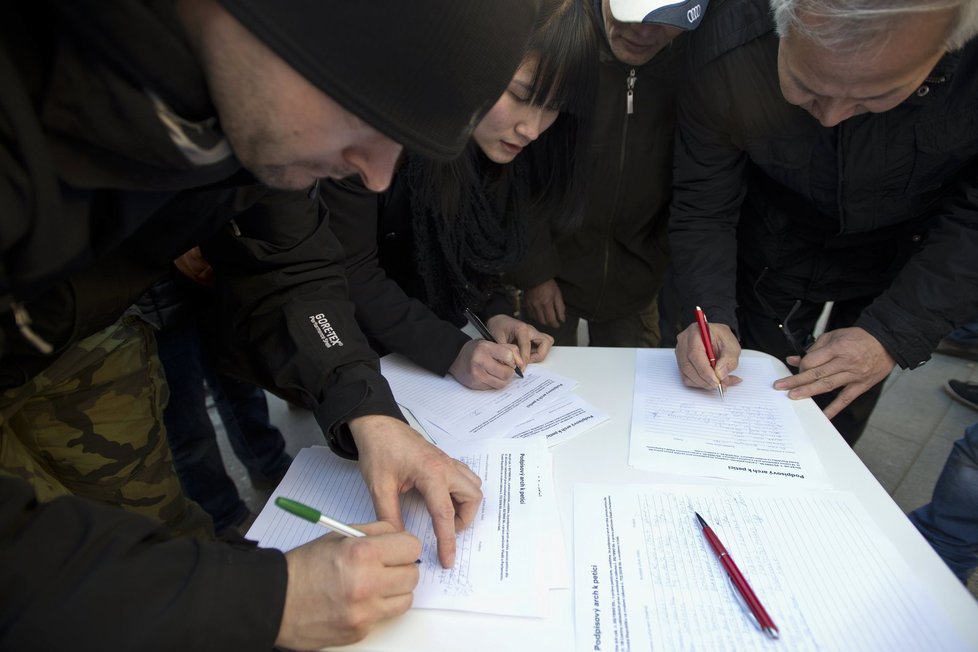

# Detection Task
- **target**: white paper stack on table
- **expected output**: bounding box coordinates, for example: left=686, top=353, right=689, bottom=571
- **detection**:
left=574, top=484, right=969, bottom=652
left=380, top=353, right=608, bottom=446
left=628, top=348, right=830, bottom=486
left=246, top=438, right=567, bottom=618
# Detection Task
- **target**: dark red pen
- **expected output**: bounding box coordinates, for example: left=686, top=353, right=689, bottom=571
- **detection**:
left=695, top=512, right=779, bottom=639
left=694, top=306, right=723, bottom=399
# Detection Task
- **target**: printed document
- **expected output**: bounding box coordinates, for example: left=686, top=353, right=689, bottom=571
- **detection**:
left=628, top=349, right=829, bottom=485
left=574, top=484, right=968, bottom=652
left=381, top=353, right=575, bottom=441
left=416, top=393, right=608, bottom=448
left=247, top=439, right=556, bottom=617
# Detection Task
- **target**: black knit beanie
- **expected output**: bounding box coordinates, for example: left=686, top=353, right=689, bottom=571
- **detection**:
left=218, top=0, right=539, bottom=161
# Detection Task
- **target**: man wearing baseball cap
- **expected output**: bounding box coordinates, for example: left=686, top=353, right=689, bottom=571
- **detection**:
left=514, top=0, right=709, bottom=351
left=0, top=0, right=536, bottom=648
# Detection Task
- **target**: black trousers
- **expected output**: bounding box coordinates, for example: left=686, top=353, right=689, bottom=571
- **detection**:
left=736, top=294, right=884, bottom=447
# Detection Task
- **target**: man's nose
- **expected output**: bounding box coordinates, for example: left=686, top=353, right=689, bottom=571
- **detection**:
left=813, top=98, right=858, bottom=128
left=348, top=139, right=403, bottom=192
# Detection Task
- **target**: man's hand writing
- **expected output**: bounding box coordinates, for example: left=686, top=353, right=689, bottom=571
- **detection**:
left=674, top=321, right=743, bottom=392
left=277, top=521, right=420, bottom=650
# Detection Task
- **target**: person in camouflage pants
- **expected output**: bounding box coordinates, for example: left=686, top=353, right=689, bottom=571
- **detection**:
left=0, top=313, right=212, bottom=539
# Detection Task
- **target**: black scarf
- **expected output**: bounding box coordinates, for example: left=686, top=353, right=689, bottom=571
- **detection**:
left=407, top=153, right=529, bottom=324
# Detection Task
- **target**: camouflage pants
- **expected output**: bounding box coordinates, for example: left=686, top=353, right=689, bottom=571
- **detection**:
left=0, top=314, right=213, bottom=539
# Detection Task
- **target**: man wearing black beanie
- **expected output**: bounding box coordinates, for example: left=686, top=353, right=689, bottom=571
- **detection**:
left=0, top=0, right=537, bottom=649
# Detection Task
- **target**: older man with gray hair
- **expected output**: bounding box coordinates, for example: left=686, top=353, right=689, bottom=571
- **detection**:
left=669, top=0, right=978, bottom=444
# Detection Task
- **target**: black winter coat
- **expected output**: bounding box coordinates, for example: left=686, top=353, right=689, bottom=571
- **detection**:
left=668, top=0, right=978, bottom=369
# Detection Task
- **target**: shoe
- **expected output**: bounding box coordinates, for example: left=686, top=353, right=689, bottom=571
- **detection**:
left=935, top=338, right=978, bottom=362
left=249, top=455, right=293, bottom=491
left=944, top=379, right=978, bottom=411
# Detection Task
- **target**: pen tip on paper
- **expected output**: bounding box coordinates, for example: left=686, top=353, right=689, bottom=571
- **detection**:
left=515, top=366, right=525, bottom=379
left=764, top=627, right=780, bottom=639
left=694, top=512, right=707, bottom=528
left=717, top=384, right=724, bottom=400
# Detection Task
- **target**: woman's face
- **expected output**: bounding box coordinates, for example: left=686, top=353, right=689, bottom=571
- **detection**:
left=472, top=57, right=560, bottom=164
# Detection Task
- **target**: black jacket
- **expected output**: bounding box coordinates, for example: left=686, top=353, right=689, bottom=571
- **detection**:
left=0, top=475, right=287, bottom=650
left=324, top=170, right=517, bottom=380
left=0, top=0, right=402, bottom=450
left=668, top=0, right=978, bottom=369
left=0, top=1, right=398, bottom=645
left=510, top=0, right=688, bottom=320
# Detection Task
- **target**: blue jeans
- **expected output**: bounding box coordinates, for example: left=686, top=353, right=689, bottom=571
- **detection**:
left=946, top=320, right=978, bottom=346
left=908, top=421, right=978, bottom=583
left=156, top=323, right=291, bottom=531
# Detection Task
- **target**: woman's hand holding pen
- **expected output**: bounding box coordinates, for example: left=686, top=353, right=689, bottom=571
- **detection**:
left=675, top=321, right=743, bottom=392
left=486, top=314, right=553, bottom=366
left=450, top=339, right=524, bottom=389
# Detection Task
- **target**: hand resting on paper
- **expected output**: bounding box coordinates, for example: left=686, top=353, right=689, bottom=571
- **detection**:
left=774, top=326, right=895, bottom=419
left=350, top=415, right=483, bottom=569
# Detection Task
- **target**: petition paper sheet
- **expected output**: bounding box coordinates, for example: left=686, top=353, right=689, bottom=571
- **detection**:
left=574, top=484, right=968, bottom=652
left=628, top=349, right=829, bottom=485
left=381, top=353, right=577, bottom=441
left=417, top=393, right=608, bottom=448
left=247, top=440, right=557, bottom=616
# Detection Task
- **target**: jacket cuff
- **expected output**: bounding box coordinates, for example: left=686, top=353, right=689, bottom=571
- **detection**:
left=313, top=376, right=406, bottom=459
left=194, top=543, right=288, bottom=650
left=856, top=307, right=933, bottom=370
left=417, top=327, right=471, bottom=377
left=483, top=289, right=517, bottom=321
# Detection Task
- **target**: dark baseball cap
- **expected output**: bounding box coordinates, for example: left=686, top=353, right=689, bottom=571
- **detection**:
left=609, top=0, right=709, bottom=29
left=219, top=0, right=540, bottom=161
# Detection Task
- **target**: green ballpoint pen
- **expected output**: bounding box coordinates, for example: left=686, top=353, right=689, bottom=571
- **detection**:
left=275, top=496, right=366, bottom=538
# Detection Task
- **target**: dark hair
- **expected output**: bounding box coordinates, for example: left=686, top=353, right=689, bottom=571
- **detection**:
left=412, top=0, right=596, bottom=233
left=406, top=0, right=598, bottom=321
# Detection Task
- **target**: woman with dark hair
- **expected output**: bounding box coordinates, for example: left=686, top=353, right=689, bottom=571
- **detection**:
left=327, top=0, right=597, bottom=390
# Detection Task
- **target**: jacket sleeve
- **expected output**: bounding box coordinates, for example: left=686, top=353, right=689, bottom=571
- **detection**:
left=667, top=61, right=748, bottom=331
left=325, top=178, right=470, bottom=377
left=0, top=475, right=287, bottom=652
left=856, top=172, right=978, bottom=368
left=201, top=188, right=405, bottom=459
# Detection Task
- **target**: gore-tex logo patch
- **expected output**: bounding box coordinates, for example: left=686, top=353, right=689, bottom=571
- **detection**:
left=309, top=313, right=343, bottom=348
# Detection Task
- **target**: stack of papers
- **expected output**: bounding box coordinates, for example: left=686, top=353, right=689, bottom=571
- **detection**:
left=381, top=353, right=608, bottom=446
left=246, top=438, right=566, bottom=618
left=574, top=484, right=968, bottom=651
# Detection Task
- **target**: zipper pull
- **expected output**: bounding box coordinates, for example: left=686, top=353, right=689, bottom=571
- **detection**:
left=307, top=178, right=320, bottom=200
left=626, top=68, right=636, bottom=115
left=11, top=301, right=53, bottom=354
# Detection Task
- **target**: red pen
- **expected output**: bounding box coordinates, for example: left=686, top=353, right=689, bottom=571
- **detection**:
left=694, top=306, right=723, bottom=399
left=695, top=512, right=780, bottom=639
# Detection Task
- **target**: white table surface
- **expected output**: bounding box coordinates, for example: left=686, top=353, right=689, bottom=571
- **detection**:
left=331, top=346, right=978, bottom=651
